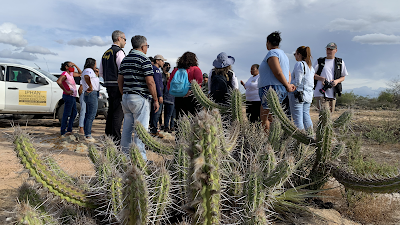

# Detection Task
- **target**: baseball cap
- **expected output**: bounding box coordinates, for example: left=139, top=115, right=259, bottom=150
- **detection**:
left=203, top=73, right=208, bottom=78
left=326, top=42, right=337, bottom=50
left=154, top=54, right=167, bottom=61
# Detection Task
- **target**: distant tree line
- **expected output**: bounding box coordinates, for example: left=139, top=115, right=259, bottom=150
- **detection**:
left=336, top=76, right=400, bottom=110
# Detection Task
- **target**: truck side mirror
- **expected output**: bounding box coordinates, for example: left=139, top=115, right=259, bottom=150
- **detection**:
left=36, top=77, right=48, bottom=85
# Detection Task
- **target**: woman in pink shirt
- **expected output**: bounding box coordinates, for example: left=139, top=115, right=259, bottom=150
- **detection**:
left=167, top=51, right=203, bottom=119
left=57, top=61, right=82, bottom=136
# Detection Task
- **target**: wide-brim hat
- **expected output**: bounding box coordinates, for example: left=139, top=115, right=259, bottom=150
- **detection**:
left=213, top=52, right=235, bottom=68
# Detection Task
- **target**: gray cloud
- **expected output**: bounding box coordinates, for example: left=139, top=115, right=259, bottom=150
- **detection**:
left=67, top=36, right=111, bottom=47
left=0, top=49, right=38, bottom=60
left=352, top=33, right=400, bottom=45
left=328, top=18, right=370, bottom=32
left=23, top=46, right=58, bottom=55
left=0, top=22, right=28, bottom=47
left=55, top=39, right=64, bottom=44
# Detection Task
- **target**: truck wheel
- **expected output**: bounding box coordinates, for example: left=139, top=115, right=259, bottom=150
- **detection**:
left=57, top=102, right=81, bottom=127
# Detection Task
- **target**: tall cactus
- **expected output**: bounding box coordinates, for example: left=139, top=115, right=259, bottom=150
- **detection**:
left=186, top=110, right=222, bottom=225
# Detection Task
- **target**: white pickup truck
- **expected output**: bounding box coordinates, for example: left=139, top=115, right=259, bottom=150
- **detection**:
left=0, top=63, right=108, bottom=123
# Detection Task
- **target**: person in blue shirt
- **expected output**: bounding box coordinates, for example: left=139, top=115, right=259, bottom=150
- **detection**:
left=258, top=31, right=295, bottom=132
left=149, top=54, right=167, bottom=138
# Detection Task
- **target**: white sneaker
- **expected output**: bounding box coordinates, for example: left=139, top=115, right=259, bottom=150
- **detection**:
left=85, top=137, right=96, bottom=143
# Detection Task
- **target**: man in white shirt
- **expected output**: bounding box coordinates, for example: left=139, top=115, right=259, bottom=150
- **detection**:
left=313, top=42, right=348, bottom=113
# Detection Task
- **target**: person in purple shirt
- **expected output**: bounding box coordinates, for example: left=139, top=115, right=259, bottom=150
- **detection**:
left=149, top=54, right=166, bottom=138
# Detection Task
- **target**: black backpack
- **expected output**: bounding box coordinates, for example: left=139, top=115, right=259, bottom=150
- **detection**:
left=314, top=57, right=343, bottom=97
left=210, top=69, right=234, bottom=103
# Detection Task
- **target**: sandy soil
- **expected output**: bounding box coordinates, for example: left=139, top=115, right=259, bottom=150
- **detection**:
left=0, top=109, right=398, bottom=224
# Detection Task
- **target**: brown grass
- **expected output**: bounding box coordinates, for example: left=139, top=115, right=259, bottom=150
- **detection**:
left=321, top=180, right=400, bottom=224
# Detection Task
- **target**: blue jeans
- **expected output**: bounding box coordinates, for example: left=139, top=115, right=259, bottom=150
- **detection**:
left=150, top=100, right=163, bottom=134
left=259, top=85, right=288, bottom=109
left=79, top=94, right=86, bottom=128
left=60, top=94, right=77, bottom=135
left=84, top=91, right=98, bottom=138
left=121, top=94, right=150, bottom=160
left=289, top=92, right=313, bottom=130
left=163, top=103, right=175, bottom=129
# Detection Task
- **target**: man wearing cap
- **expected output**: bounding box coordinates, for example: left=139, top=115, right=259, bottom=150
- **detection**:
left=149, top=54, right=166, bottom=138
left=313, top=42, right=348, bottom=113
left=100, top=30, right=126, bottom=143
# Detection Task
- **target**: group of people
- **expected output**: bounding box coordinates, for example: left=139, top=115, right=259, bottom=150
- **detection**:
left=57, top=30, right=348, bottom=160
left=57, top=58, right=100, bottom=142
left=240, top=31, right=348, bottom=133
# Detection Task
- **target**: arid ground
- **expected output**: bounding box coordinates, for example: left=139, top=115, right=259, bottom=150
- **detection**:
left=0, top=108, right=399, bottom=224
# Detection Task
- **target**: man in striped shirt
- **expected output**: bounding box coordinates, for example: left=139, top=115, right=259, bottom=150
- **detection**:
left=118, top=35, right=159, bottom=160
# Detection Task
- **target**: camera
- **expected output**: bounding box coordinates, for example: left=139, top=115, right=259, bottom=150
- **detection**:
left=319, top=80, right=333, bottom=95
left=293, top=90, right=304, bottom=103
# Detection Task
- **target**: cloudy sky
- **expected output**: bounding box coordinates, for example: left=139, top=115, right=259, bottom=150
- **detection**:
left=1, top=0, right=399, bottom=97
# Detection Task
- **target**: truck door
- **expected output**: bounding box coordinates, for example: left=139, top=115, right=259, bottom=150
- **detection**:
left=0, top=66, right=5, bottom=110
left=5, top=66, right=51, bottom=112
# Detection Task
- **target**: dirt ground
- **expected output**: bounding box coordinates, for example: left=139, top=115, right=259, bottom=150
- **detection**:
left=0, top=109, right=399, bottom=224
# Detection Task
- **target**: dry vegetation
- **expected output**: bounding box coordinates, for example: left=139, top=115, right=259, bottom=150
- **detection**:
left=0, top=105, right=399, bottom=224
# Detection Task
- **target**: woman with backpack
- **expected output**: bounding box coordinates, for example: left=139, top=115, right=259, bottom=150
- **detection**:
left=167, top=51, right=203, bottom=119
left=289, top=46, right=315, bottom=130
left=208, top=52, right=239, bottom=104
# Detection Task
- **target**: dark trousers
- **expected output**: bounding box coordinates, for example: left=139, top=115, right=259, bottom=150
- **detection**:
left=246, top=101, right=261, bottom=123
left=150, top=101, right=163, bottom=134
left=175, top=95, right=199, bottom=119
left=105, top=86, right=123, bottom=143
left=163, top=103, right=175, bottom=129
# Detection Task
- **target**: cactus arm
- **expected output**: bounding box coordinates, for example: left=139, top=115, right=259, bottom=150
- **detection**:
left=223, top=121, right=240, bottom=153
left=126, top=165, right=149, bottom=225
left=150, top=167, right=171, bottom=224
left=230, top=89, right=246, bottom=123
left=263, top=159, right=294, bottom=189
left=130, top=144, right=148, bottom=174
left=135, top=121, right=174, bottom=155
left=188, top=111, right=221, bottom=225
left=333, top=110, right=352, bottom=128
left=266, top=88, right=315, bottom=145
left=13, top=134, right=90, bottom=207
left=330, top=164, right=400, bottom=193
left=191, top=80, right=229, bottom=112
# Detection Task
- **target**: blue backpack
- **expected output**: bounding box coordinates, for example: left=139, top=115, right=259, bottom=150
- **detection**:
left=169, top=69, right=190, bottom=97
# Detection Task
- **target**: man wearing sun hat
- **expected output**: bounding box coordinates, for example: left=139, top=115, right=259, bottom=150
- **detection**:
left=313, top=42, right=348, bottom=113
left=208, top=52, right=239, bottom=104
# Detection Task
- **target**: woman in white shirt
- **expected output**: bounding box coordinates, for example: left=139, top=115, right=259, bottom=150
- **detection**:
left=81, top=58, right=100, bottom=142
left=240, top=64, right=261, bottom=122
left=289, top=46, right=315, bottom=130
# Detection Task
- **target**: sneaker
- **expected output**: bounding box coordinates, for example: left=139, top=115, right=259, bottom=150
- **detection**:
left=164, top=127, right=169, bottom=133
left=85, top=137, right=96, bottom=142
left=151, top=132, right=164, bottom=138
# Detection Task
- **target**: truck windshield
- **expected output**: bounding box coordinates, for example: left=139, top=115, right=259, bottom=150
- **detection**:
left=36, top=69, right=58, bottom=82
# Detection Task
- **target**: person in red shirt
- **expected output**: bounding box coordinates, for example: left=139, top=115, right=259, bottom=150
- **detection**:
left=167, top=51, right=203, bottom=119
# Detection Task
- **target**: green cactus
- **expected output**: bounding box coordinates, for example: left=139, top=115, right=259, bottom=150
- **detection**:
left=125, top=165, right=149, bottom=225
left=187, top=110, right=222, bottom=225
left=266, top=88, right=315, bottom=145
left=13, top=131, right=89, bottom=207
left=191, top=80, right=229, bottom=112
left=330, top=163, right=400, bottom=193
left=16, top=202, right=58, bottom=225
left=149, top=166, right=171, bottom=224
left=135, top=121, right=174, bottom=155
